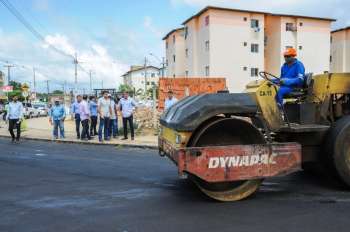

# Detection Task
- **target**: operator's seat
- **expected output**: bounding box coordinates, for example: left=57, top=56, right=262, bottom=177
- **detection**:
left=284, top=73, right=314, bottom=98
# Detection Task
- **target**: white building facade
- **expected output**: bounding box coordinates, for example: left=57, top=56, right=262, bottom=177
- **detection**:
left=163, top=28, right=186, bottom=77
left=122, top=66, right=160, bottom=93
left=331, top=27, right=350, bottom=73
left=165, top=6, right=334, bottom=92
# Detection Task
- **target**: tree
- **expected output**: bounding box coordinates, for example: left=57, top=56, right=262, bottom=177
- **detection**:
left=118, top=84, right=133, bottom=93
left=52, top=90, right=64, bottom=95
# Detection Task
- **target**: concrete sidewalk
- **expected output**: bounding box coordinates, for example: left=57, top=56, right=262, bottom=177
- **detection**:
left=0, top=117, right=158, bottom=149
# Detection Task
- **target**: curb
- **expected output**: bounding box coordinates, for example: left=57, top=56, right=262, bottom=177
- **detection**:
left=0, top=135, right=158, bottom=150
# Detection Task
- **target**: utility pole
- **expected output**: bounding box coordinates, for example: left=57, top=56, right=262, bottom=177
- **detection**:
left=3, top=61, right=15, bottom=85
left=46, top=80, right=50, bottom=101
left=161, top=57, right=166, bottom=78
left=89, top=70, right=93, bottom=94
left=101, top=80, right=104, bottom=89
left=73, top=52, right=78, bottom=96
left=33, top=67, right=36, bottom=93
left=144, top=57, right=148, bottom=94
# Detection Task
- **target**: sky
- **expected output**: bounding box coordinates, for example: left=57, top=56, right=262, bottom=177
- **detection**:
left=0, top=0, right=349, bottom=93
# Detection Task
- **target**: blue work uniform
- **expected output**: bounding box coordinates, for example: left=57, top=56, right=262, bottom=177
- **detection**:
left=276, top=59, right=305, bottom=105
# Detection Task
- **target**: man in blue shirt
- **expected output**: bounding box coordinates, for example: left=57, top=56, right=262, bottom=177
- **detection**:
left=274, top=48, right=305, bottom=107
left=49, top=99, right=66, bottom=139
left=71, top=95, right=82, bottom=139
left=89, top=96, right=98, bottom=136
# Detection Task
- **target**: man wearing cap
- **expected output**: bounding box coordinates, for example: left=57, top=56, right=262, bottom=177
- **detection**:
left=273, top=47, right=305, bottom=107
left=49, top=99, right=66, bottom=139
left=164, top=90, right=178, bottom=111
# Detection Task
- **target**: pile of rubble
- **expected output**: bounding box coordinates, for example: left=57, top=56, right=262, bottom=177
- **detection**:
left=134, top=107, right=162, bottom=135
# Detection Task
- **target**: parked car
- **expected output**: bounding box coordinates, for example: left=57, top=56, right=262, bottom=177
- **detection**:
left=33, top=103, right=48, bottom=117
left=23, top=103, right=40, bottom=118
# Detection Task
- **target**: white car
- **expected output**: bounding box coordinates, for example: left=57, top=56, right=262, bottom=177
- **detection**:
left=23, top=103, right=40, bottom=118
left=33, top=103, right=48, bottom=117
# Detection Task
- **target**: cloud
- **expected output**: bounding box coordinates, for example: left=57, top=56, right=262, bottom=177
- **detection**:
left=32, top=0, right=50, bottom=12
left=143, top=16, right=164, bottom=38
left=0, top=30, right=129, bottom=93
left=170, top=0, right=350, bottom=28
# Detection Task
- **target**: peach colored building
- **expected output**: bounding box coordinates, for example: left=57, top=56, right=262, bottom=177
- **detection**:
left=163, top=28, right=186, bottom=77
left=331, top=27, right=350, bottom=73
left=265, top=14, right=333, bottom=77
left=164, top=6, right=335, bottom=92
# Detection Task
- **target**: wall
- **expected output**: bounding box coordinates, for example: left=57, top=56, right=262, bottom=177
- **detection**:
left=331, top=29, right=350, bottom=73
left=209, top=10, right=265, bottom=92
left=158, top=77, right=226, bottom=110
left=265, top=15, right=282, bottom=76
left=295, top=18, right=331, bottom=74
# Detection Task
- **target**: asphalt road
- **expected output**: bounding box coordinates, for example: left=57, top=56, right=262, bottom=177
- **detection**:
left=1, top=138, right=350, bottom=232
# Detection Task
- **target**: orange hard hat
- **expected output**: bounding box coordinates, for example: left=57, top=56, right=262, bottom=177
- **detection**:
left=283, top=47, right=297, bottom=57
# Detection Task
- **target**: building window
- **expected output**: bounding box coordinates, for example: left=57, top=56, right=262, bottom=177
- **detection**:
left=299, top=22, right=303, bottom=27
left=243, top=67, right=247, bottom=71
left=251, top=19, right=259, bottom=28
left=251, top=44, right=259, bottom=53
left=151, top=81, right=155, bottom=85
left=286, top=23, right=296, bottom=31
left=173, top=74, right=175, bottom=78
left=243, top=17, right=247, bottom=21
left=205, top=15, right=210, bottom=26
left=205, top=41, right=210, bottom=51
left=166, top=41, right=168, bottom=49
left=330, top=36, right=333, bottom=43
left=173, top=55, right=176, bottom=62
left=173, top=35, right=176, bottom=44
left=205, top=66, right=210, bottom=76
left=184, top=27, right=188, bottom=39
left=286, top=46, right=293, bottom=50
left=330, top=55, right=332, bottom=63
left=251, top=68, right=259, bottom=77
left=151, top=73, right=155, bottom=77
left=185, top=48, right=189, bottom=58
left=299, top=46, right=303, bottom=50
left=185, top=71, right=189, bottom=77
left=166, top=59, right=168, bottom=66
left=243, top=42, right=247, bottom=47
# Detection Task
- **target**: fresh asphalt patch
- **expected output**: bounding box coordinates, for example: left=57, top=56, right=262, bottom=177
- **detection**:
left=1, top=138, right=350, bottom=232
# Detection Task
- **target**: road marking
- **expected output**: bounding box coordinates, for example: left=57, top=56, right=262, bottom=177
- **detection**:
left=34, top=153, right=47, bottom=157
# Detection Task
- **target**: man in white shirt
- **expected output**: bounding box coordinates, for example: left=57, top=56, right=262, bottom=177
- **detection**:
left=119, top=92, right=137, bottom=140
left=6, top=96, right=23, bottom=143
left=164, top=90, right=178, bottom=110
left=98, top=91, right=112, bottom=142
left=108, top=95, right=118, bottom=139
left=79, top=95, right=91, bottom=140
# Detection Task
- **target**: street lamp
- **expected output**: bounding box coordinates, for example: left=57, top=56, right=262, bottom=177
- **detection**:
left=149, top=53, right=166, bottom=78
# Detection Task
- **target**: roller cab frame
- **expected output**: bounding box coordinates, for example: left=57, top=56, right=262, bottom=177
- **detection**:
left=159, top=72, right=350, bottom=201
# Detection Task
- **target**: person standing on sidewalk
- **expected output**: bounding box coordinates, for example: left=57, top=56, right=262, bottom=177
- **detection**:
left=119, top=92, right=137, bottom=140
left=108, top=95, right=118, bottom=139
left=79, top=95, right=91, bottom=140
left=98, top=91, right=112, bottom=142
left=164, top=90, right=178, bottom=110
left=71, top=95, right=82, bottom=139
left=6, top=96, right=23, bottom=143
left=89, top=96, right=98, bottom=136
left=49, top=99, right=66, bottom=139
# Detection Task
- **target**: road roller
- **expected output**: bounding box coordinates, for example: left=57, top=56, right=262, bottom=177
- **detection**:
left=158, top=72, right=350, bottom=201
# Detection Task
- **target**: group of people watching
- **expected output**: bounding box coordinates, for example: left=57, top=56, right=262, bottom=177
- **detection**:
left=58, top=91, right=137, bottom=142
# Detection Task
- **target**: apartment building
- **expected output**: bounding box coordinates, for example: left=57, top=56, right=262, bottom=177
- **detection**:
left=164, top=6, right=334, bottom=92
left=163, top=28, right=186, bottom=77
left=330, top=27, right=350, bottom=73
left=265, top=14, right=333, bottom=76
left=122, top=65, right=160, bottom=93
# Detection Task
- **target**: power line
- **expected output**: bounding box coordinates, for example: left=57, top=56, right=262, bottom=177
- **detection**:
left=0, top=0, right=73, bottom=59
